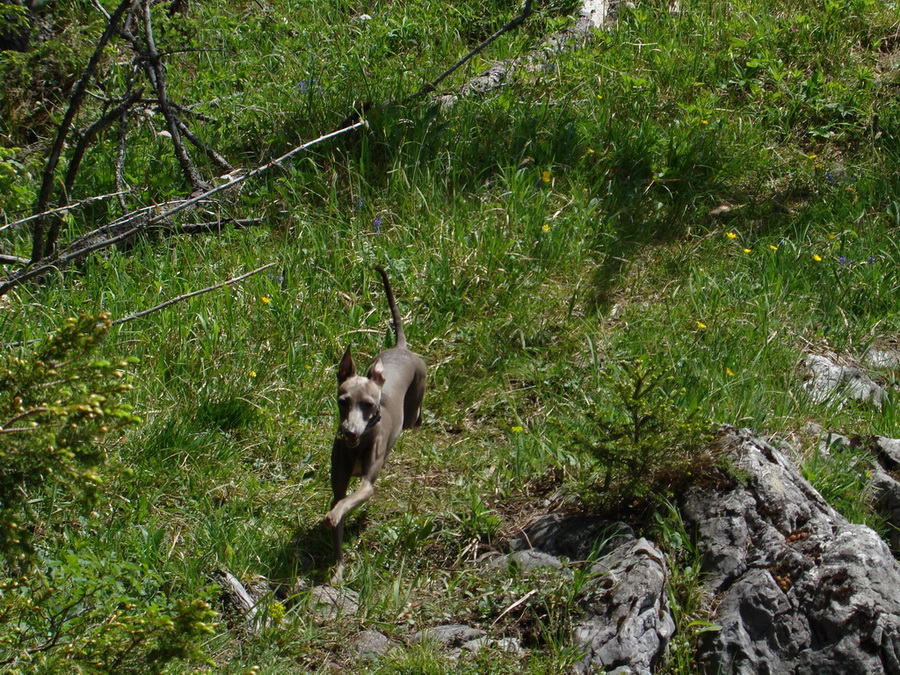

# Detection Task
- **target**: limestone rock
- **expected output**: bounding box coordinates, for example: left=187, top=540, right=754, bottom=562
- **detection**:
left=307, top=585, right=359, bottom=621
left=511, top=513, right=635, bottom=560
left=411, top=624, right=486, bottom=647
left=803, top=354, right=887, bottom=407
left=349, top=630, right=392, bottom=660
left=460, top=636, right=525, bottom=655
left=681, top=427, right=900, bottom=674
left=570, top=538, right=674, bottom=675
left=512, top=514, right=672, bottom=674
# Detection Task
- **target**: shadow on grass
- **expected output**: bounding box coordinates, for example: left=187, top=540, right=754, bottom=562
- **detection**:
left=266, top=515, right=371, bottom=587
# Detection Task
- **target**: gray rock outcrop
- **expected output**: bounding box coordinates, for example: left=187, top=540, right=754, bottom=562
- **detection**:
left=513, top=514, right=673, bottom=674
left=570, top=537, right=675, bottom=675
left=803, top=353, right=887, bottom=407
left=681, top=427, right=900, bottom=674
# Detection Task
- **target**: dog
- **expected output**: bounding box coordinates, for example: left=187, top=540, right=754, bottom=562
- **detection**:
left=323, top=265, right=427, bottom=581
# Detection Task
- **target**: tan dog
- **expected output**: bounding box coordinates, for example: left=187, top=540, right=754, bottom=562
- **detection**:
left=323, top=265, right=427, bottom=581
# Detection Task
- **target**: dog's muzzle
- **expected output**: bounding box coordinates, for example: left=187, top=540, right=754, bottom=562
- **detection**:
left=340, top=407, right=381, bottom=447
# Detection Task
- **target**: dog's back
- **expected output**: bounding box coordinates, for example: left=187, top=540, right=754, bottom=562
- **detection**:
left=372, top=266, right=426, bottom=430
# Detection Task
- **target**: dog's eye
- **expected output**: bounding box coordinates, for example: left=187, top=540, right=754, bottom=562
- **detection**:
left=337, top=398, right=349, bottom=409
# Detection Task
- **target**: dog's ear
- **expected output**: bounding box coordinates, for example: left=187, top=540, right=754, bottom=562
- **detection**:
left=368, top=358, right=386, bottom=386
left=337, top=345, right=356, bottom=383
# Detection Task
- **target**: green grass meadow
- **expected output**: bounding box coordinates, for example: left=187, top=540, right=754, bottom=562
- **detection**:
left=2, top=0, right=899, bottom=671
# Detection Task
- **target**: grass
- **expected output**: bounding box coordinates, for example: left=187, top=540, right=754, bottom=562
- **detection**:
left=2, top=0, right=900, bottom=671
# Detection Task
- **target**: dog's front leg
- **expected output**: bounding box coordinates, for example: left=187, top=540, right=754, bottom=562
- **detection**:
left=325, top=477, right=375, bottom=528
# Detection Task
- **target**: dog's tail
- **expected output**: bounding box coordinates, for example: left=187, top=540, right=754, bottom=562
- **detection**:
left=374, top=265, right=407, bottom=349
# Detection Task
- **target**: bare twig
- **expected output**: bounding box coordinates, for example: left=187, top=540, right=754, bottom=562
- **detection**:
left=111, top=262, right=276, bottom=325
left=406, top=0, right=534, bottom=102
left=0, top=254, right=30, bottom=266
left=174, top=217, right=263, bottom=234
left=0, top=191, right=131, bottom=233
left=490, top=588, right=539, bottom=627
left=42, top=87, right=146, bottom=257
left=174, top=117, right=233, bottom=173
left=216, top=569, right=259, bottom=623
left=115, top=110, right=131, bottom=211
left=30, top=0, right=136, bottom=263
left=64, top=89, right=146, bottom=198
left=0, top=121, right=364, bottom=298
left=140, top=0, right=206, bottom=192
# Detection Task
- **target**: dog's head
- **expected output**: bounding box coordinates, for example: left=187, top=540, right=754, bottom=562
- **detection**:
left=336, top=345, right=383, bottom=447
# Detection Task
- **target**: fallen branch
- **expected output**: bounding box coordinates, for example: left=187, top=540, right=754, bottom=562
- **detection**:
left=0, top=254, right=30, bottom=266
left=0, top=121, right=363, bottom=298
left=138, top=0, right=206, bottom=192
left=174, top=116, right=233, bottom=173
left=112, top=262, right=275, bottom=325
left=407, top=0, right=534, bottom=102
left=215, top=569, right=262, bottom=631
left=30, top=0, right=136, bottom=263
left=42, top=87, right=146, bottom=257
left=0, top=190, right=130, bottom=233
left=173, top=217, right=263, bottom=234
left=115, top=110, right=131, bottom=211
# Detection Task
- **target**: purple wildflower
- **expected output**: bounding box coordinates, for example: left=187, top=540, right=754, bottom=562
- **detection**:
left=868, top=256, right=876, bottom=264
left=373, top=216, right=383, bottom=233
left=838, top=256, right=847, bottom=264
left=297, top=77, right=320, bottom=94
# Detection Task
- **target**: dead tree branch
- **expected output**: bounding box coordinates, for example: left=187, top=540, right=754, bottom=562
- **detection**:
left=30, top=0, right=136, bottom=263
left=0, top=191, right=130, bottom=233
left=39, top=87, right=146, bottom=257
left=407, top=0, right=534, bottom=102
left=0, top=121, right=364, bottom=298
left=0, top=254, right=30, bottom=266
left=174, top=218, right=263, bottom=234
left=115, top=110, right=131, bottom=211
left=174, top=117, right=233, bottom=174
left=138, top=0, right=206, bottom=192
left=111, top=262, right=276, bottom=325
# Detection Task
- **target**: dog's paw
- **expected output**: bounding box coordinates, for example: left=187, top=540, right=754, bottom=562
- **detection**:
left=323, top=511, right=338, bottom=528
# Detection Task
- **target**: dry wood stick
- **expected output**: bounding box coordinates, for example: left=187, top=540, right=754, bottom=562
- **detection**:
left=63, top=88, right=146, bottom=198
left=406, top=0, right=534, bottom=102
left=116, top=110, right=131, bottom=211
left=0, top=254, right=30, bottom=266
left=0, top=191, right=130, bottom=232
left=42, top=87, right=146, bottom=257
left=0, top=121, right=364, bottom=298
left=30, top=0, right=136, bottom=263
left=140, top=0, right=206, bottom=192
left=174, top=116, right=233, bottom=173
left=111, top=262, right=276, bottom=325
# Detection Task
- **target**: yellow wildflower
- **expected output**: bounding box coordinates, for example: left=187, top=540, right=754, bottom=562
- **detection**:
left=743, top=248, right=752, bottom=253
left=261, top=296, right=271, bottom=304
left=726, top=232, right=738, bottom=239
left=541, top=170, right=551, bottom=184
left=542, top=224, right=552, bottom=232
left=813, top=254, right=822, bottom=262
left=696, top=321, right=707, bottom=329
left=249, top=370, right=257, bottom=378
left=511, top=425, right=524, bottom=433
left=726, top=367, right=735, bottom=376
left=769, top=245, right=778, bottom=251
